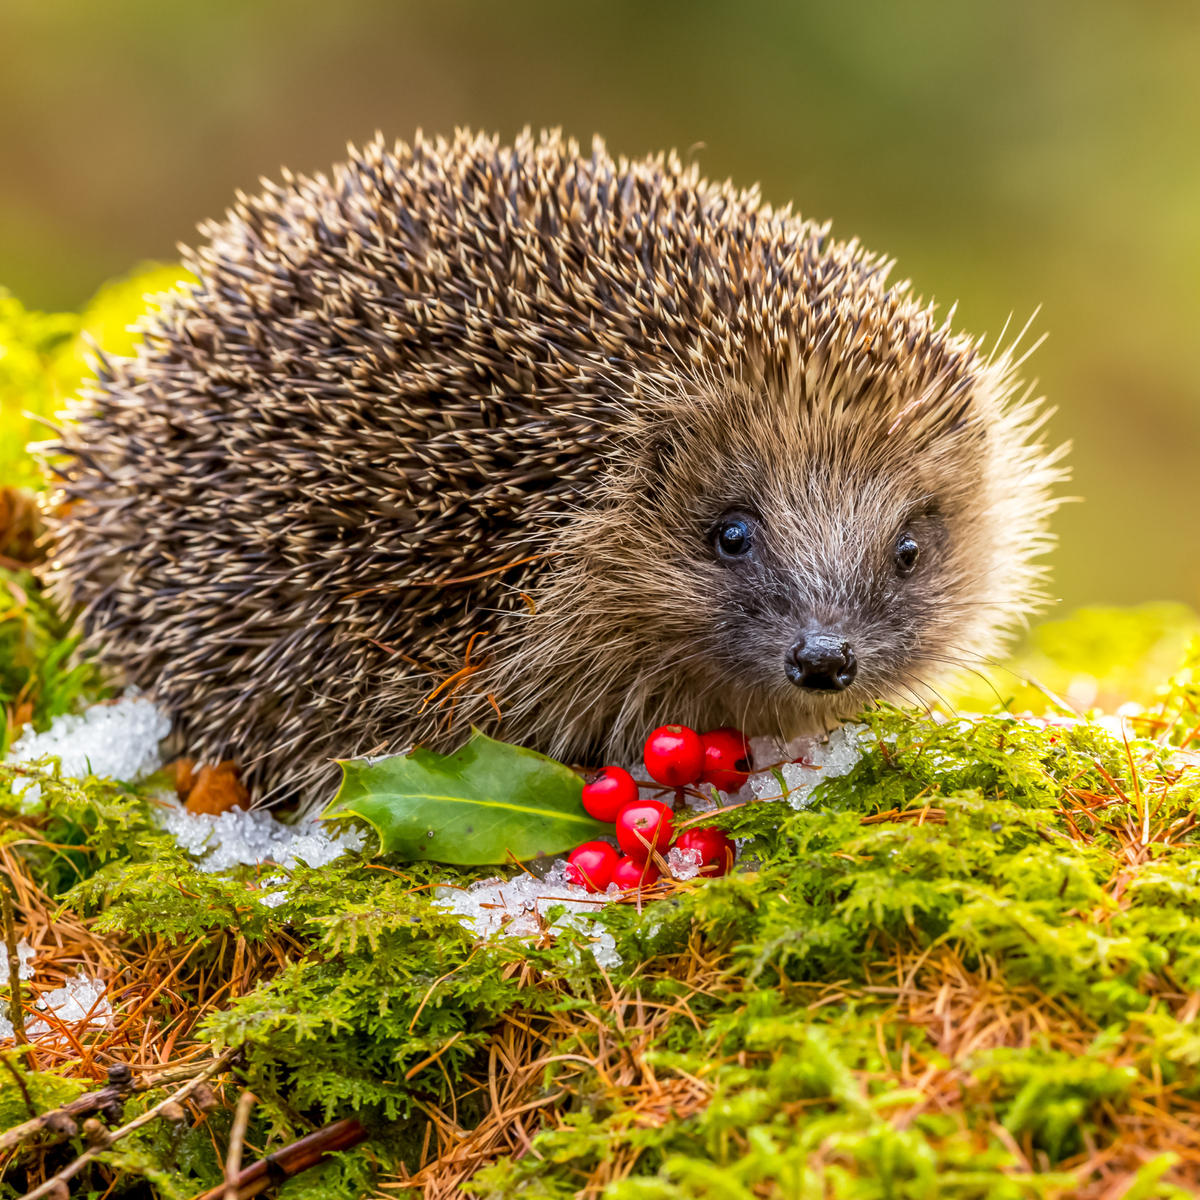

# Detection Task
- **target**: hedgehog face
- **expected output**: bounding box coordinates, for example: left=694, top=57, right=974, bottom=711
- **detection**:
left=698, top=483, right=972, bottom=728
left=444, top=351, right=1057, bottom=769
left=494, top=355, right=1058, bottom=766
left=555, top=370, right=1021, bottom=749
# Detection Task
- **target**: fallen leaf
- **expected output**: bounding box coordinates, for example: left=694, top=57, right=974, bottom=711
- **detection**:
left=0, top=487, right=46, bottom=564
left=323, top=728, right=609, bottom=865
left=185, top=761, right=249, bottom=815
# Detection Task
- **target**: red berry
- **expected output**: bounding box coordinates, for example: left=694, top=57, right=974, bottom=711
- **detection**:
left=616, top=800, right=674, bottom=861
left=643, top=725, right=705, bottom=788
left=676, top=826, right=736, bottom=878
left=700, top=727, right=752, bottom=793
left=581, top=766, right=639, bottom=822
left=565, top=841, right=618, bottom=892
left=612, top=855, right=661, bottom=890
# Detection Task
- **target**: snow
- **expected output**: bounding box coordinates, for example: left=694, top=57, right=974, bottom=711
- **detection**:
left=436, top=860, right=623, bottom=969
left=749, top=724, right=871, bottom=809
left=6, top=695, right=171, bottom=805
left=0, top=972, right=111, bottom=1042
left=1, top=691, right=364, bottom=884
left=158, top=803, right=365, bottom=875
left=666, top=844, right=703, bottom=881
left=15, top=938, right=34, bottom=980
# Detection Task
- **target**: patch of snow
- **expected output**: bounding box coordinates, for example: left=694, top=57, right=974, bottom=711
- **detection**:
left=0, top=972, right=111, bottom=1042
left=436, top=859, right=623, bottom=968
left=681, top=784, right=722, bottom=813
left=749, top=724, right=871, bottom=810
left=15, top=938, right=34, bottom=980
left=6, top=696, right=171, bottom=805
left=255, top=873, right=290, bottom=907
left=159, top=804, right=365, bottom=875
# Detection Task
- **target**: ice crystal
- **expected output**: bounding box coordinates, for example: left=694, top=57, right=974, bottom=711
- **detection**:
left=666, top=844, right=704, bottom=881
left=0, top=972, right=110, bottom=1042
left=436, top=859, right=623, bottom=968
left=7, top=696, right=171, bottom=805
left=159, top=803, right=365, bottom=874
left=13, top=937, right=34, bottom=980
left=750, top=724, right=870, bottom=809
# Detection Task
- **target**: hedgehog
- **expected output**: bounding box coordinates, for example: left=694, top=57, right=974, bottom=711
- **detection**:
left=48, top=127, right=1066, bottom=807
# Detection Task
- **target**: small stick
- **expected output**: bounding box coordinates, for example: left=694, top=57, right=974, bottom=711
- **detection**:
left=194, top=1118, right=368, bottom=1200
left=1, top=877, right=27, bottom=1046
left=18, top=1046, right=238, bottom=1200
left=224, top=1091, right=257, bottom=1200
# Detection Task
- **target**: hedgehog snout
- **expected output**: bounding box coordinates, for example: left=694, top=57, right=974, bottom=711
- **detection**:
left=784, top=632, right=858, bottom=692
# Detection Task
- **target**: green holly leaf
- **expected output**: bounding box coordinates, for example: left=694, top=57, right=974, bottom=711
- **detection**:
left=321, top=729, right=612, bottom=865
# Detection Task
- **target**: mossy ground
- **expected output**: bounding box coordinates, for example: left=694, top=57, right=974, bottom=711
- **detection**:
left=4, top=282, right=1200, bottom=1199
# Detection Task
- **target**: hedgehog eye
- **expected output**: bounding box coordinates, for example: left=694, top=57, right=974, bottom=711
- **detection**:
left=715, top=515, right=754, bottom=561
left=894, top=532, right=920, bottom=577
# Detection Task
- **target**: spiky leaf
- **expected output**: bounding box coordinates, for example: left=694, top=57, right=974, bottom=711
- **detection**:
left=321, top=729, right=610, bottom=864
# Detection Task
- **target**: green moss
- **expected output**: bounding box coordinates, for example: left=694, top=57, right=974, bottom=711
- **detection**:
left=0, top=1058, right=87, bottom=1132
left=0, top=564, right=108, bottom=756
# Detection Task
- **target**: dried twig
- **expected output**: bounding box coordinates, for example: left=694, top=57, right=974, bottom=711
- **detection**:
left=0, top=1056, right=229, bottom=1153
left=18, top=1046, right=238, bottom=1200
left=2, top=876, right=27, bottom=1046
left=224, top=1091, right=256, bottom=1200
left=195, top=1117, right=367, bottom=1200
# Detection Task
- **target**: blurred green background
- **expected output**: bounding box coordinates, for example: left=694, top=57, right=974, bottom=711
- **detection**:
left=1, top=0, right=1198, bottom=612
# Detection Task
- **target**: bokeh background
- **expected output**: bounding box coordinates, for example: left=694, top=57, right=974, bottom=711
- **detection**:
left=2, top=0, right=1198, bottom=614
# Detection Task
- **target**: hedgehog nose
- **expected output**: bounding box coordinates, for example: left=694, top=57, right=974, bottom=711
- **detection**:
left=785, top=634, right=858, bottom=692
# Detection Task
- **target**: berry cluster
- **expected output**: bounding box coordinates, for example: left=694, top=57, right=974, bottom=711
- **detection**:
left=564, top=725, right=748, bottom=894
